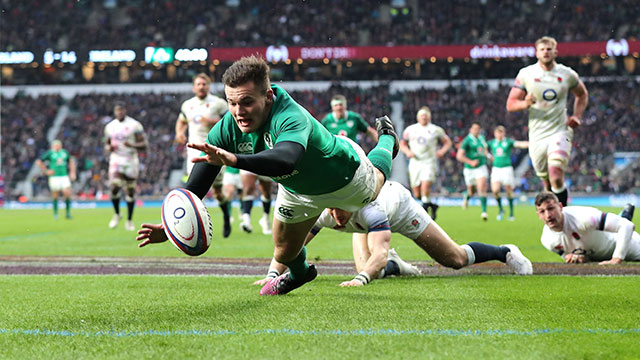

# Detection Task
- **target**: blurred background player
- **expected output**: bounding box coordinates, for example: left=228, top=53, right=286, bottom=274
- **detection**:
left=222, top=166, right=242, bottom=226
left=506, top=36, right=589, bottom=206
left=457, top=122, right=490, bottom=221
left=238, top=171, right=273, bottom=235
left=254, top=181, right=532, bottom=287
left=321, top=94, right=378, bottom=144
left=400, top=106, right=452, bottom=220
left=104, top=102, right=147, bottom=231
left=535, top=192, right=638, bottom=265
left=36, top=139, right=76, bottom=219
left=487, top=125, right=528, bottom=221
left=175, top=73, right=232, bottom=238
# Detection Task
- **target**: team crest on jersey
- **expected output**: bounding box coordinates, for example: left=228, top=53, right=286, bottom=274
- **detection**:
left=411, top=219, right=419, bottom=227
left=572, top=232, right=581, bottom=240
left=347, top=120, right=354, bottom=128
left=264, top=133, right=273, bottom=149
left=557, top=77, right=563, bottom=83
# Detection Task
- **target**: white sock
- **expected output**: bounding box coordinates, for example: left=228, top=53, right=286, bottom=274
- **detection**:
left=461, top=244, right=475, bottom=266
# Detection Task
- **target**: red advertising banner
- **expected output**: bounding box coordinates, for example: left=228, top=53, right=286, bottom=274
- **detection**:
left=208, top=40, right=639, bottom=62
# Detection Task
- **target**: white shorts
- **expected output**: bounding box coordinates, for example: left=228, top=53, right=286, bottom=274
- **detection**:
left=109, top=158, right=139, bottom=181
left=490, top=166, right=515, bottom=188
left=624, top=232, right=640, bottom=261
left=223, top=172, right=242, bottom=188
left=408, top=159, right=437, bottom=187
left=274, top=140, right=378, bottom=224
left=48, top=175, right=71, bottom=192
left=463, top=165, right=489, bottom=187
left=529, top=130, right=573, bottom=178
left=239, top=169, right=272, bottom=183
left=395, top=198, right=432, bottom=241
left=186, top=147, right=224, bottom=187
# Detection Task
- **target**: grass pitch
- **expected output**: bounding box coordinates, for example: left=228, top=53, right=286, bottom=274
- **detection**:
left=1, top=204, right=639, bottom=359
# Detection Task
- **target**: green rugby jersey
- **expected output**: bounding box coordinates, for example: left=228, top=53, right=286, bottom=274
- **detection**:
left=207, top=84, right=360, bottom=195
left=460, top=134, right=488, bottom=169
left=40, top=149, right=70, bottom=176
left=320, top=110, right=369, bottom=142
left=488, top=138, right=516, bottom=168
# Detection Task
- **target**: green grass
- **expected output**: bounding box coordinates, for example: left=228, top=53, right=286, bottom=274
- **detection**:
left=1, top=205, right=639, bottom=359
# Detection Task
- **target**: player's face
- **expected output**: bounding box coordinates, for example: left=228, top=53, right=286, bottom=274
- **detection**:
left=535, top=42, right=557, bottom=65
left=114, top=106, right=126, bottom=120
left=470, top=124, right=481, bottom=137
left=225, top=81, right=273, bottom=134
left=417, top=111, right=431, bottom=125
left=328, top=208, right=353, bottom=226
left=332, top=102, right=346, bottom=118
left=193, top=77, right=210, bottom=99
left=51, top=142, right=62, bottom=151
left=494, top=129, right=504, bottom=140
left=536, top=199, right=563, bottom=230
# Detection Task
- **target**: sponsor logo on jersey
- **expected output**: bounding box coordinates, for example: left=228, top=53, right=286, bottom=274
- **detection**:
left=237, top=142, right=253, bottom=153
left=271, top=169, right=299, bottom=181
left=264, top=133, right=273, bottom=149
left=542, top=89, right=557, bottom=101
left=278, top=206, right=294, bottom=219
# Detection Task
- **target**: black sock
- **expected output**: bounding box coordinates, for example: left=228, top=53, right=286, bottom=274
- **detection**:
left=467, top=242, right=510, bottom=263
left=241, top=199, right=253, bottom=216
left=220, top=202, right=230, bottom=221
left=554, top=188, right=568, bottom=207
left=127, top=201, right=134, bottom=220
left=620, top=205, right=634, bottom=221
left=262, top=198, right=271, bottom=215
left=112, top=199, right=120, bottom=215
left=383, top=260, right=400, bottom=277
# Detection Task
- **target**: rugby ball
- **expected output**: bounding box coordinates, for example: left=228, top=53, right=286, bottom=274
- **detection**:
left=161, top=188, right=213, bottom=256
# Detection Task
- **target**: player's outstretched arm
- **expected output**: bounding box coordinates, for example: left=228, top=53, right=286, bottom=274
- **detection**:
left=515, top=140, right=529, bottom=149
left=568, top=80, right=589, bottom=129
left=340, top=230, right=390, bottom=287
left=599, top=213, right=635, bottom=265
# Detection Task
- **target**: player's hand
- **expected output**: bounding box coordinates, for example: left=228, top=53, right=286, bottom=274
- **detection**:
left=188, top=143, right=238, bottom=166
left=567, top=115, right=581, bottom=129
left=136, top=223, right=168, bottom=247
left=405, top=150, right=415, bottom=159
left=252, top=277, right=272, bottom=286
left=339, top=279, right=365, bottom=287
left=469, top=159, right=479, bottom=167
left=46, top=169, right=54, bottom=176
left=598, top=257, right=622, bottom=265
left=104, top=144, right=116, bottom=152
left=435, top=149, right=446, bottom=158
left=524, top=93, right=536, bottom=108
left=70, top=173, right=77, bottom=181
left=123, top=142, right=133, bottom=148
left=565, top=253, right=585, bottom=264
left=174, top=133, right=187, bottom=144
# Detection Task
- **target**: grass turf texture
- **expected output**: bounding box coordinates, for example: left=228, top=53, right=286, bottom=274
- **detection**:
left=2, top=205, right=637, bottom=261
left=0, top=275, right=639, bottom=359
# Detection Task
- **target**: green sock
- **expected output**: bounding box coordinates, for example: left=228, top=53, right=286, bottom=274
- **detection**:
left=284, top=246, right=309, bottom=281
left=496, top=196, right=503, bottom=212
left=480, top=197, right=487, bottom=212
left=508, top=197, right=514, bottom=217
left=367, top=134, right=395, bottom=180
left=53, top=199, right=58, bottom=215
left=463, top=192, right=470, bottom=202
left=65, top=198, right=71, bottom=216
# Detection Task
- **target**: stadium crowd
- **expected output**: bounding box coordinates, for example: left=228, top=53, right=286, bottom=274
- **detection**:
left=4, top=0, right=638, bottom=52
left=2, top=78, right=638, bottom=200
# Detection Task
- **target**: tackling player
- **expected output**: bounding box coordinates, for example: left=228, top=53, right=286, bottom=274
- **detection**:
left=535, top=192, right=638, bottom=264
left=104, top=103, right=147, bottom=231
left=254, top=181, right=532, bottom=287
left=487, top=125, right=528, bottom=221
left=506, top=36, right=589, bottom=206
left=36, top=139, right=76, bottom=219
left=175, top=73, right=232, bottom=238
left=320, top=94, right=378, bottom=144
left=457, top=122, right=490, bottom=221
left=400, top=106, right=452, bottom=220
left=137, top=55, right=399, bottom=296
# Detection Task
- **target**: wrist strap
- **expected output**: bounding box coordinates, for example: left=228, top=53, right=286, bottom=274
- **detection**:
left=354, top=272, right=371, bottom=285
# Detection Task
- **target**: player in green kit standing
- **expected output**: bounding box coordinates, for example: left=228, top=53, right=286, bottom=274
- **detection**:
left=321, top=94, right=378, bottom=144
left=36, top=140, right=76, bottom=219
left=457, top=122, right=490, bottom=221
left=136, top=56, right=398, bottom=296
left=488, top=125, right=528, bottom=221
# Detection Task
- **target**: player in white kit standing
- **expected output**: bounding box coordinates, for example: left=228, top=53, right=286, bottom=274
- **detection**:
left=400, top=106, right=452, bottom=220
left=506, top=36, right=589, bottom=206
left=535, top=192, right=639, bottom=265
left=175, top=73, right=233, bottom=237
left=104, top=103, right=147, bottom=231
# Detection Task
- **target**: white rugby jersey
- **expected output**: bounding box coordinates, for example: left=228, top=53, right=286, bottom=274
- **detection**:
left=312, top=181, right=416, bottom=235
left=402, top=122, right=446, bottom=162
left=179, top=94, right=227, bottom=143
left=514, top=62, right=579, bottom=141
left=104, top=116, right=144, bottom=163
left=540, top=206, right=638, bottom=261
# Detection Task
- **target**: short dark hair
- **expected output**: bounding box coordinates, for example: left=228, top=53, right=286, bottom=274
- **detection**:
left=113, top=101, right=126, bottom=110
left=471, top=121, right=481, bottom=127
left=222, top=55, right=270, bottom=93
left=535, top=191, right=559, bottom=207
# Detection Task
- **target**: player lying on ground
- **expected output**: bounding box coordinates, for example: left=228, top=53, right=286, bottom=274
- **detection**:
left=136, top=55, right=398, bottom=296
left=535, top=191, right=638, bottom=264
left=254, top=181, right=533, bottom=287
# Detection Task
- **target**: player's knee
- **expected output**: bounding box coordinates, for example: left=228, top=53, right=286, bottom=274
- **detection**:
left=548, top=157, right=567, bottom=173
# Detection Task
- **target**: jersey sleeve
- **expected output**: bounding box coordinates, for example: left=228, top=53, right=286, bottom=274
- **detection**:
left=353, top=112, right=369, bottom=132
left=359, top=202, right=391, bottom=233
left=402, top=126, right=411, bottom=141
left=178, top=102, right=188, bottom=123
left=213, top=97, right=228, bottom=118
left=435, top=125, right=445, bottom=139
left=272, top=113, right=312, bottom=149
left=566, top=66, right=580, bottom=89
left=460, top=137, right=470, bottom=152
left=513, top=68, right=527, bottom=91
left=40, top=150, right=52, bottom=162
left=313, top=210, right=334, bottom=231
left=134, top=120, right=144, bottom=135
left=540, top=227, right=566, bottom=258
left=320, top=114, right=330, bottom=126
left=206, top=113, right=234, bottom=150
